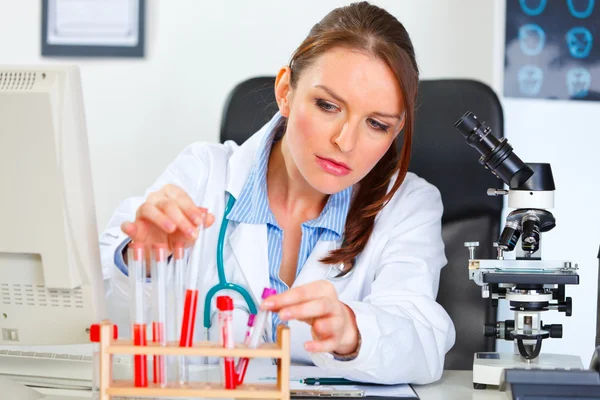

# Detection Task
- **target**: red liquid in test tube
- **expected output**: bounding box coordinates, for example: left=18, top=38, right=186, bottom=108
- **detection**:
left=179, top=289, right=198, bottom=347
left=128, top=243, right=148, bottom=388
left=178, top=213, right=208, bottom=348
left=132, top=323, right=147, bottom=387
left=217, top=296, right=236, bottom=390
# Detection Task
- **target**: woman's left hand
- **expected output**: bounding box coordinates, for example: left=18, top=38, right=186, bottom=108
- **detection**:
left=261, top=280, right=359, bottom=355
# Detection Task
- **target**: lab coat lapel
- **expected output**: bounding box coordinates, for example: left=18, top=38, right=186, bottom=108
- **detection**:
left=292, top=239, right=341, bottom=288
left=227, top=221, right=270, bottom=304
left=222, top=115, right=283, bottom=304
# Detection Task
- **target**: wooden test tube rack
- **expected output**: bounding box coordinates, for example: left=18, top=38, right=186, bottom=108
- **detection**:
left=95, top=320, right=291, bottom=399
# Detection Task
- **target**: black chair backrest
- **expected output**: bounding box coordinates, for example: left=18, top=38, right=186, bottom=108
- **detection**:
left=413, top=80, right=503, bottom=370
left=220, top=77, right=503, bottom=370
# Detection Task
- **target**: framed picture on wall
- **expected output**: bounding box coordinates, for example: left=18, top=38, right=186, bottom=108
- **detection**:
left=41, top=0, right=145, bottom=58
left=504, top=0, right=598, bottom=101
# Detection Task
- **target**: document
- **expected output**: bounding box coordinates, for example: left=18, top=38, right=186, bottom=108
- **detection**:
left=244, top=362, right=419, bottom=398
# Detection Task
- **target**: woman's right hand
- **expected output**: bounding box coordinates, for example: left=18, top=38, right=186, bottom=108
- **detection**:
left=121, top=184, right=215, bottom=254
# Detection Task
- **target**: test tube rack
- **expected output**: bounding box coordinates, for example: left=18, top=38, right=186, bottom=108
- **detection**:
left=94, top=320, right=291, bottom=399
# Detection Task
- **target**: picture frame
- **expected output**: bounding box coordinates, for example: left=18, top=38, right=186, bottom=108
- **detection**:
left=41, top=0, right=145, bottom=58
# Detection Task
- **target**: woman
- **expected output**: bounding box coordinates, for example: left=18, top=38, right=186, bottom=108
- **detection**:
left=100, top=1, right=455, bottom=384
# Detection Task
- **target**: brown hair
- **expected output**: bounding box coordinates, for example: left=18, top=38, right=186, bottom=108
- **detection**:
left=287, top=1, right=419, bottom=270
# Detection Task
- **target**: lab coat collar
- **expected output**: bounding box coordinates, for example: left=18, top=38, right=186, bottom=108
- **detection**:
left=224, top=112, right=283, bottom=304
left=225, top=112, right=284, bottom=199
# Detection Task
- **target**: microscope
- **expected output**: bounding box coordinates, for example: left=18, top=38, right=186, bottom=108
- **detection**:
left=453, top=112, right=583, bottom=389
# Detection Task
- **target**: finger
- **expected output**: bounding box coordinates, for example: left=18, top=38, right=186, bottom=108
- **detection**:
left=122, top=219, right=154, bottom=243
left=175, top=193, right=207, bottom=226
left=279, top=297, right=334, bottom=322
left=121, top=221, right=137, bottom=237
left=156, top=199, right=198, bottom=239
left=262, top=281, right=335, bottom=311
left=204, top=213, right=216, bottom=228
left=162, top=183, right=186, bottom=199
left=304, top=336, right=339, bottom=353
left=136, top=203, right=176, bottom=233
left=311, top=315, right=344, bottom=339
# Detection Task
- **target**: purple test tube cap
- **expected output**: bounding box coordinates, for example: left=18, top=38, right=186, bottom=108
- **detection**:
left=247, top=314, right=256, bottom=327
left=262, top=288, right=277, bottom=299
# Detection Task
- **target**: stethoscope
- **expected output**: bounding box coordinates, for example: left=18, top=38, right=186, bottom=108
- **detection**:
left=202, top=194, right=354, bottom=339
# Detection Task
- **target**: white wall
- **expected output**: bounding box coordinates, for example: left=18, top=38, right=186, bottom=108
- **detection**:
left=1, top=0, right=596, bottom=365
left=492, top=0, right=599, bottom=366
left=0, top=0, right=496, bottom=230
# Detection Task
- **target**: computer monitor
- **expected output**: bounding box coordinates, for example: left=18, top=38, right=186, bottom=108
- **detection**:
left=0, top=65, right=105, bottom=346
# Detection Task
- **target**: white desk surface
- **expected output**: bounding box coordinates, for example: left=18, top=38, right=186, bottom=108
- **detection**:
left=8, top=370, right=510, bottom=399
left=414, top=370, right=508, bottom=399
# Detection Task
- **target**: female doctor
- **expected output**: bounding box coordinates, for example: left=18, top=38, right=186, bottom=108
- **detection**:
left=100, top=2, right=455, bottom=385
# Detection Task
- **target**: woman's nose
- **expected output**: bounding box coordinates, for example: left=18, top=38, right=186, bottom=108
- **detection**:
left=332, top=121, right=358, bottom=153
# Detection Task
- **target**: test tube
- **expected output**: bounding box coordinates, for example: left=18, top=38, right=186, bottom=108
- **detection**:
left=128, top=243, right=147, bottom=388
left=236, top=288, right=276, bottom=385
left=179, top=213, right=208, bottom=348
left=173, top=243, right=188, bottom=385
left=234, top=314, right=255, bottom=385
left=151, top=243, right=168, bottom=387
left=217, top=296, right=236, bottom=389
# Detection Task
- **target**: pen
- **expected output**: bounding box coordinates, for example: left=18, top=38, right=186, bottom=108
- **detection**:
left=301, top=377, right=377, bottom=386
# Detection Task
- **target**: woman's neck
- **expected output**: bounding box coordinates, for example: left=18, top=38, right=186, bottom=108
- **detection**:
left=267, top=135, right=328, bottom=220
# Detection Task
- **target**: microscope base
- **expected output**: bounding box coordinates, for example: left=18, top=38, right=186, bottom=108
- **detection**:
left=472, top=352, right=583, bottom=389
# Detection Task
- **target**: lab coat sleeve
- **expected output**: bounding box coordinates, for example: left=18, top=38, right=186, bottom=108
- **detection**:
left=98, top=143, right=211, bottom=329
left=311, top=180, right=456, bottom=384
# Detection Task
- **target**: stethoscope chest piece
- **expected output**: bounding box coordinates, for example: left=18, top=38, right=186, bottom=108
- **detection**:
left=326, top=262, right=354, bottom=281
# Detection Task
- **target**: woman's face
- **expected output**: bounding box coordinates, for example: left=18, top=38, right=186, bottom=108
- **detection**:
left=276, top=46, right=404, bottom=195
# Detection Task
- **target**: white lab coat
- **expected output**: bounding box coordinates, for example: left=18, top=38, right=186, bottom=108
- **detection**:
left=99, top=116, right=455, bottom=385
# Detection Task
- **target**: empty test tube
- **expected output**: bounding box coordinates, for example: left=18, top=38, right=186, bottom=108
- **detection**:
left=151, top=243, right=168, bottom=387
left=234, top=314, right=255, bottom=385
left=236, top=288, right=276, bottom=385
left=173, top=243, right=188, bottom=384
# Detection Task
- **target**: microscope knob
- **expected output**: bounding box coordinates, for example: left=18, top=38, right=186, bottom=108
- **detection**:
left=487, top=188, right=509, bottom=196
left=464, top=242, right=480, bottom=260
left=484, top=323, right=497, bottom=338
left=542, top=324, right=563, bottom=339
left=558, top=297, right=573, bottom=317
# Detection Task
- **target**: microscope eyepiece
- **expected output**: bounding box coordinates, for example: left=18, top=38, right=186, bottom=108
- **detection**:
left=454, top=111, right=534, bottom=189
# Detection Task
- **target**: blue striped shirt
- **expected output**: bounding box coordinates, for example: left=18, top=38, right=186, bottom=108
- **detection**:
left=227, top=120, right=353, bottom=341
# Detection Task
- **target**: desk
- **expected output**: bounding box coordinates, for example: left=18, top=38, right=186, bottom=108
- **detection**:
left=415, top=371, right=508, bottom=399
left=11, top=370, right=509, bottom=400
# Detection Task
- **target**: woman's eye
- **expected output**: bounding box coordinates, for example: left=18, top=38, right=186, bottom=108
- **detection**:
left=315, top=99, right=338, bottom=112
left=368, top=118, right=389, bottom=132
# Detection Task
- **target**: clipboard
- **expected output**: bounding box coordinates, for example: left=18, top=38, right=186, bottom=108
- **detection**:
left=291, top=388, right=365, bottom=397
left=289, top=385, right=419, bottom=399
left=245, top=363, right=420, bottom=399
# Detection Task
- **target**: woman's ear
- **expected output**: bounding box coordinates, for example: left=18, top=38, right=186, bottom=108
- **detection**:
left=274, top=66, right=292, bottom=117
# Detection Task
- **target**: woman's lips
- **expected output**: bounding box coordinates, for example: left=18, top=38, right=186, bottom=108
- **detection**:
left=315, top=156, right=351, bottom=176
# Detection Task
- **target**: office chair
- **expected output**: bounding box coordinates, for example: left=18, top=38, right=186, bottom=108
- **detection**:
left=220, top=77, right=503, bottom=370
